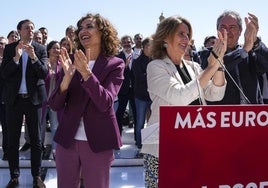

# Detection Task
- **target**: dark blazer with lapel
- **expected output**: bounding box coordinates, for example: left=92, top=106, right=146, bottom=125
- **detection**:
left=48, top=54, right=125, bottom=152
left=116, top=51, right=134, bottom=96
left=132, top=51, right=151, bottom=101
left=200, top=43, right=268, bottom=104
left=1, top=41, right=48, bottom=106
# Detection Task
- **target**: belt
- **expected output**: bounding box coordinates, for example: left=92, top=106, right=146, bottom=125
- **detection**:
left=18, top=93, right=30, bottom=98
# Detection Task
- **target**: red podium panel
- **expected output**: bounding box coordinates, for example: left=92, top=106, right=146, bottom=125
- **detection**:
left=159, top=105, right=268, bottom=188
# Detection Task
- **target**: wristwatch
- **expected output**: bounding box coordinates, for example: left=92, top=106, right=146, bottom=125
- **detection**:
left=253, top=37, right=261, bottom=50
left=31, top=55, right=38, bottom=62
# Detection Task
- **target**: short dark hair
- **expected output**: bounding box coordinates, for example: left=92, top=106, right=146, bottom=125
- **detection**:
left=204, top=36, right=216, bottom=46
left=39, top=27, right=48, bottom=31
left=17, top=19, right=34, bottom=30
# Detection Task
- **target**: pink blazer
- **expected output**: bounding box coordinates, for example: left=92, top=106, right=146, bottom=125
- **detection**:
left=48, top=54, right=125, bottom=152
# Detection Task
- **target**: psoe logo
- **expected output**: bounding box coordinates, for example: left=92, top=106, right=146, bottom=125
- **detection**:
left=201, top=181, right=268, bottom=188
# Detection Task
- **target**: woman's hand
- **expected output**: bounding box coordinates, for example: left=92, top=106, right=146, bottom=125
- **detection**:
left=59, top=47, right=76, bottom=79
left=210, top=30, right=227, bottom=87
left=58, top=47, right=76, bottom=92
left=215, top=29, right=227, bottom=60
left=74, top=49, right=92, bottom=80
left=208, top=29, right=227, bottom=69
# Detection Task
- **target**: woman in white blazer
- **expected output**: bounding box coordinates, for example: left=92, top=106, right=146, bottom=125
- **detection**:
left=142, top=15, right=227, bottom=187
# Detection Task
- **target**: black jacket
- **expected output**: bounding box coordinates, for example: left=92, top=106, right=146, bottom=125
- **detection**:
left=0, top=41, right=48, bottom=106
left=199, top=43, right=268, bottom=104
left=116, top=51, right=135, bottom=96
left=132, top=51, right=151, bottom=101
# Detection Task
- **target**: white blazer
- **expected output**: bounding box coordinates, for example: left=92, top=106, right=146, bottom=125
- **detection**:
left=141, top=57, right=226, bottom=157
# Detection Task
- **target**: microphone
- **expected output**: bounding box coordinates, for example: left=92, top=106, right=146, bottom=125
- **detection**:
left=210, top=49, right=251, bottom=104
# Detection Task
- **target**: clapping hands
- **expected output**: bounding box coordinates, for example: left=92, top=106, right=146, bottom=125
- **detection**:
left=59, top=47, right=76, bottom=79
left=73, top=48, right=92, bottom=80
left=244, top=13, right=259, bottom=52
left=208, top=29, right=227, bottom=69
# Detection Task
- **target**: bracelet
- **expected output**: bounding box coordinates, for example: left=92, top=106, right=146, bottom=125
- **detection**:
left=217, top=67, right=225, bottom=72
left=211, top=51, right=224, bottom=69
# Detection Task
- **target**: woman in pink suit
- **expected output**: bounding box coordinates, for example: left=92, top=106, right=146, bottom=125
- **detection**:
left=48, top=13, right=124, bottom=188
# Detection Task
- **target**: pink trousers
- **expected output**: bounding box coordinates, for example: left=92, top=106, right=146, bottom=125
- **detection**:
left=55, top=140, right=114, bottom=188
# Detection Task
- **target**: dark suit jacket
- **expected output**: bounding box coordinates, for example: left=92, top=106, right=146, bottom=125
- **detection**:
left=48, top=54, right=125, bottom=152
left=116, top=51, right=135, bottom=96
left=259, top=72, right=268, bottom=94
left=132, top=51, right=151, bottom=101
left=200, top=43, right=268, bottom=104
left=1, top=41, right=48, bottom=106
left=0, top=65, right=5, bottom=103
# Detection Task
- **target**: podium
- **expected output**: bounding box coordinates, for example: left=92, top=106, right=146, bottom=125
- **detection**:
left=158, top=105, right=268, bottom=188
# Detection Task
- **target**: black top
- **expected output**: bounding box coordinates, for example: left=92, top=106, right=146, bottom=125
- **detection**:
left=132, top=52, right=151, bottom=101
left=175, top=63, right=200, bottom=105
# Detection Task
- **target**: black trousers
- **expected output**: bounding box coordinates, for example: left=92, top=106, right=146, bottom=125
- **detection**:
left=116, top=88, right=136, bottom=135
left=6, top=97, right=42, bottom=179
left=0, top=103, right=7, bottom=155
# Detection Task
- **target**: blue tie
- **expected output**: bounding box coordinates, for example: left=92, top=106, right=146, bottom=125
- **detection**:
left=19, top=50, right=28, bottom=94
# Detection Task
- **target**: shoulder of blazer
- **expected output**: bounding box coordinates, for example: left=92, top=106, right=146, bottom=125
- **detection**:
left=5, top=41, right=19, bottom=51
left=108, top=55, right=124, bottom=65
left=93, top=55, right=124, bottom=74
left=31, top=41, right=46, bottom=51
left=116, top=51, right=126, bottom=61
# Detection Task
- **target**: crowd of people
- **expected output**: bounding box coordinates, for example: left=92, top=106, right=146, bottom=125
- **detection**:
left=0, top=9, right=268, bottom=188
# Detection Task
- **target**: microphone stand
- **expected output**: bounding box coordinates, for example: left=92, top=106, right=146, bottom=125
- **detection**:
left=190, top=50, right=204, bottom=105
left=212, top=53, right=251, bottom=104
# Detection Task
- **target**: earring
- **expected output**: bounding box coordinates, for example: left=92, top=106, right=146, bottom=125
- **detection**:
left=163, top=42, right=168, bottom=48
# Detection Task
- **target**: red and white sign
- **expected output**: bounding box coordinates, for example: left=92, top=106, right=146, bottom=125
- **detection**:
left=159, top=105, right=268, bottom=188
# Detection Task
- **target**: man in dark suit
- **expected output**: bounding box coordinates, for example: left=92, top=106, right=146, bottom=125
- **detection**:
left=1, top=19, right=47, bottom=188
left=116, top=35, right=136, bottom=135
left=200, top=11, right=268, bottom=104
left=0, top=36, right=8, bottom=161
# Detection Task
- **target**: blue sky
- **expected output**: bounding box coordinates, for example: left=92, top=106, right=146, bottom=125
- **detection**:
left=1, top=0, right=267, bottom=49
